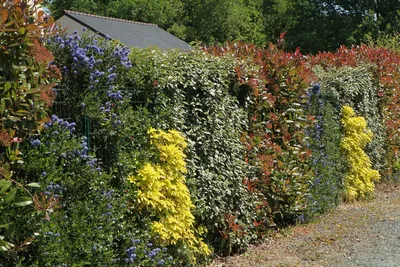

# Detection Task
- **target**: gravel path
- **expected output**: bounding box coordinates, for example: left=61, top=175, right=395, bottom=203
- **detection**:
left=211, top=183, right=400, bottom=267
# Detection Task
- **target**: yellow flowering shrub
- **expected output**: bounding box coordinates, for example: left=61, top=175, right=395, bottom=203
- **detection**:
left=341, top=106, right=380, bottom=201
left=128, top=128, right=211, bottom=260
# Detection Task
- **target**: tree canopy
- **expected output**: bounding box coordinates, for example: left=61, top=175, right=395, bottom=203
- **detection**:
left=44, top=0, right=400, bottom=53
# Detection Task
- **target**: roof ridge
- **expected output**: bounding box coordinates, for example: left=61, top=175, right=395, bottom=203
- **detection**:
left=64, top=10, right=158, bottom=27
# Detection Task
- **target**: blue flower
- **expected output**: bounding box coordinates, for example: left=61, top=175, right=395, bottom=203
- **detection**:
left=31, top=139, right=41, bottom=147
left=107, top=73, right=117, bottom=82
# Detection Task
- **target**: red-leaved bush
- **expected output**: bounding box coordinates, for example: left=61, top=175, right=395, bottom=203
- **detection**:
left=205, top=41, right=315, bottom=225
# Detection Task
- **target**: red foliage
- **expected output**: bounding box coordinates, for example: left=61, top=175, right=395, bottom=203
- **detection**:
left=205, top=41, right=315, bottom=224
left=39, top=82, right=56, bottom=108
left=29, top=38, right=54, bottom=65
left=0, top=131, right=12, bottom=147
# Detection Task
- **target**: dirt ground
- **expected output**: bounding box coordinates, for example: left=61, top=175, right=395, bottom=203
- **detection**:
left=210, top=182, right=400, bottom=267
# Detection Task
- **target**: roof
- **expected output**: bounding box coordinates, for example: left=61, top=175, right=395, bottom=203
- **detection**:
left=62, top=10, right=191, bottom=50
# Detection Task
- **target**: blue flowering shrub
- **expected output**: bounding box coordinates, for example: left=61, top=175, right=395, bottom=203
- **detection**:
left=47, top=30, right=132, bottom=129
left=305, top=84, right=346, bottom=218
left=3, top=114, right=176, bottom=266
left=304, top=65, right=386, bottom=219
left=45, top=32, right=198, bottom=265
left=50, top=32, right=258, bottom=257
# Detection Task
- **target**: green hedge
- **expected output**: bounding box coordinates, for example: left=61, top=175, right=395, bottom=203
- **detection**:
left=128, top=49, right=257, bottom=254
left=2, top=20, right=396, bottom=264
left=314, top=65, right=387, bottom=173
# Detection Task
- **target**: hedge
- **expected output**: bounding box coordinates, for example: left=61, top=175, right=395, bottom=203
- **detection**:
left=2, top=4, right=400, bottom=264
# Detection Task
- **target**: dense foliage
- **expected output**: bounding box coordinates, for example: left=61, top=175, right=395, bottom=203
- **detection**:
left=205, top=42, right=315, bottom=225
left=2, top=1, right=400, bottom=264
left=306, top=84, right=346, bottom=216
left=313, top=66, right=386, bottom=173
left=311, top=45, right=400, bottom=177
left=0, top=0, right=59, bottom=255
left=127, top=48, right=257, bottom=254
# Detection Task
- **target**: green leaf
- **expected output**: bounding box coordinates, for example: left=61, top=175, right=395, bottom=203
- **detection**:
left=26, top=88, right=40, bottom=94
left=0, top=98, right=5, bottom=115
left=4, top=188, right=17, bottom=203
left=13, top=200, right=33, bottom=207
left=0, top=224, right=10, bottom=229
left=3, top=81, right=11, bottom=91
left=0, top=180, right=11, bottom=187
left=0, top=236, right=14, bottom=252
left=14, top=196, right=32, bottom=202
left=0, top=180, right=12, bottom=194
left=27, top=182, right=40, bottom=188
left=14, top=196, right=33, bottom=207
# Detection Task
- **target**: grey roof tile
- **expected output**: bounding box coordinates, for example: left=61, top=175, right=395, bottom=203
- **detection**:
left=64, top=10, right=191, bottom=50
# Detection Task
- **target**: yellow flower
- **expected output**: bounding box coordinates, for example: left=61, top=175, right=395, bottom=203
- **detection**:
left=341, top=106, right=380, bottom=201
left=129, top=128, right=210, bottom=262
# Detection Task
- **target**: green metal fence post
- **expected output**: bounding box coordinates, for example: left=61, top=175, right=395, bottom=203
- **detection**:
left=84, top=115, right=90, bottom=152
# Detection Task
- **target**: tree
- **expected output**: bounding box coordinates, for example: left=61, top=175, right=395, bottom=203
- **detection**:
left=182, top=0, right=266, bottom=45
left=276, top=0, right=400, bottom=53
left=43, top=0, right=400, bottom=53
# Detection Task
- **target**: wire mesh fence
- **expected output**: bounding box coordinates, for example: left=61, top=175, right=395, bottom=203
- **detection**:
left=51, top=85, right=155, bottom=156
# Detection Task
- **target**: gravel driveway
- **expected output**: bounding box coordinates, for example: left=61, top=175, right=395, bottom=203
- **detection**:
left=211, top=183, right=400, bottom=267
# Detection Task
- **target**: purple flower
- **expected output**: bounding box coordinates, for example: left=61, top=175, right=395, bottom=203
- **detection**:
left=31, top=139, right=41, bottom=147
left=107, top=73, right=117, bottom=82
